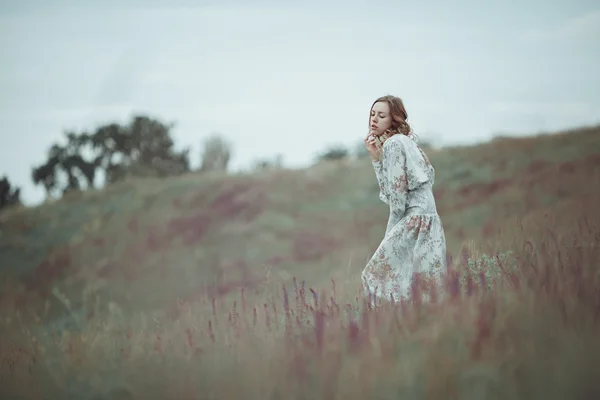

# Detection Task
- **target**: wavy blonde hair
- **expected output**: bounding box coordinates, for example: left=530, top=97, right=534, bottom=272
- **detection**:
left=369, top=95, right=416, bottom=148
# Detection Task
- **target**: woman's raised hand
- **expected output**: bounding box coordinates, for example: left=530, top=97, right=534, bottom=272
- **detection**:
left=364, top=132, right=380, bottom=161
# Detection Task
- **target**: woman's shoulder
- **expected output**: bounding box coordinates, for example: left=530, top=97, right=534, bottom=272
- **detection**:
left=383, top=133, right=416, bottom=152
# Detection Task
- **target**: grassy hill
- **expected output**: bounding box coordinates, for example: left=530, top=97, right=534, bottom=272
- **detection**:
left=1, top=124, right=599, bottom=399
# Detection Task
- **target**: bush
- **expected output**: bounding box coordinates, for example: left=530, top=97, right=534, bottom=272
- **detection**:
left=252, top=154, right=284, bottom=171
left=316, top=145, right=348, bottom=162
left=0, top=176, right=21, bottom=211
left=199, top=133, right=232, bottom=173
left=354, top=140, right=370, bottom=159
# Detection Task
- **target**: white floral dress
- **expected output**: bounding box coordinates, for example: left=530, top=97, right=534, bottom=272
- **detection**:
left=361, top=133, right=447, bottom=303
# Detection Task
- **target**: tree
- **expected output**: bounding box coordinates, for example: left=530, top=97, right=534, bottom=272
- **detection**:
left=31, top=146, right=61, bottom=198
left=31, top=114, right=191, bottom=198
left=199, top=133, right=232, bottom=173
left=316, top=145, right=348, bottom=162
left=0, top=176, right=21, bottom=210
left=32, top=131, right=107, bottom=197
left=354, top=139, right=370, bottom=159
left=91, top=116, right=190, bottom=182
left=251, top=154, right=284, bottom=171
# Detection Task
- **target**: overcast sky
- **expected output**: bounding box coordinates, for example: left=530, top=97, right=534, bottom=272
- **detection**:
left=1, top=0, right=599, bottom=205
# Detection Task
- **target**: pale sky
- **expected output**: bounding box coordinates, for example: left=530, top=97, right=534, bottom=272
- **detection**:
left=1, top=0, right=599, bottom=205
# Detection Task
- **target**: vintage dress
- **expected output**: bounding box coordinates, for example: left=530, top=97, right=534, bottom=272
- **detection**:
left=361, top=133, right=447, bottom=303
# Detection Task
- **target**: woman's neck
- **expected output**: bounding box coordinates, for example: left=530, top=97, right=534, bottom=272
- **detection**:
left=374, top=130, right=398, bottom=149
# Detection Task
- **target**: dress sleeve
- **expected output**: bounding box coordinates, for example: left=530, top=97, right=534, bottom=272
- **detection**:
left=383, top=137, right=431, bottom=216
left=372, top=159, right=389, bottom=204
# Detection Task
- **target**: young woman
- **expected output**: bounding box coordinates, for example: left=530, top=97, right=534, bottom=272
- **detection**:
left=362, top=95, right=447, bottom=304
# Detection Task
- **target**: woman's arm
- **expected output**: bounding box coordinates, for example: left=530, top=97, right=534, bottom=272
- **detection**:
left=384, top=136, right=431, bottom=217
left=372, top=159, right=389, bottom=204
left=383, top=139, right=409, bottom=217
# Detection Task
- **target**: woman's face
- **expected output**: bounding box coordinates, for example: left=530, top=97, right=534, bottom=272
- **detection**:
left=369, top=101, right=392, bottom=136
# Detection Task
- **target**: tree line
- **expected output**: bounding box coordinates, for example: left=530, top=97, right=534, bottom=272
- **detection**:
left=1, top=114, right=232, bottom=211
left=1, top=113, right=419, bottom=212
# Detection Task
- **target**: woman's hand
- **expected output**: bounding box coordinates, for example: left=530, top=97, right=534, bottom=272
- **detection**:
left=364, top=132, right=380, bottom=161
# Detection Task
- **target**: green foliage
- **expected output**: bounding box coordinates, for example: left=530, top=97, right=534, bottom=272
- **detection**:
left=459, top=251, right=517, bottom=289
left=316, top=145, right=349, bottom=162
left=0, top=175, right=21, bottom=210
left=199, top=133, right=232, bottom=173
left=31, top=115, right=191, bottom=199
left=433, top=155, right=494, bottom=190
left=354, top=139, right=370, bottom=159
left=251, top=155, right=284, bottom=172
left=417, top=138, right=433, bottom=149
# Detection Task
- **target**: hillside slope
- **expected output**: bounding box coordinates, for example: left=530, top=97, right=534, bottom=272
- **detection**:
left=1, top=124, right=599, bottom=322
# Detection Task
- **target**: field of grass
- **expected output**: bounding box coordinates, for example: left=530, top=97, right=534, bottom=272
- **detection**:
left=0, top=124, right=599, bottom=399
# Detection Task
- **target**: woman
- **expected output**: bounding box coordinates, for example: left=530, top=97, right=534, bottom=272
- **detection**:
left=361, top=95, right=447, bottom=304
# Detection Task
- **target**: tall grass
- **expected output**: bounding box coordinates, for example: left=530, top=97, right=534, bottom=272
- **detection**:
left=1, top=126, right=599, bottom=399
left=1, top=211, right=599, bottom=399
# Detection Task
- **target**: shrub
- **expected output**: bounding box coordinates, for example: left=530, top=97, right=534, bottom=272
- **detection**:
left=199, top=133, right=232, bottom=173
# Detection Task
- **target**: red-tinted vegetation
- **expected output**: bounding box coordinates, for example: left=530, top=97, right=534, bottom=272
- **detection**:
left=0, top=124, right=599, bottom=399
